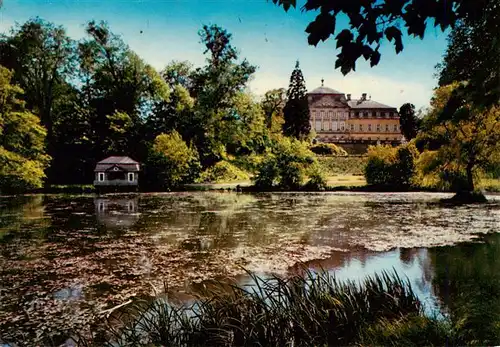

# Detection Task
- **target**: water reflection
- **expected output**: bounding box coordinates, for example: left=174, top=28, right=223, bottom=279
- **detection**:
left=0, top=192, right=499, bottom=345
left=94, top=197, right=140, bottom=229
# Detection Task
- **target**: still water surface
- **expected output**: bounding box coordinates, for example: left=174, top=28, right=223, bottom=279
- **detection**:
left=1, top=192, right=499, bottom=344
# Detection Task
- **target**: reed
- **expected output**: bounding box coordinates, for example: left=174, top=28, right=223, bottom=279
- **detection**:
left=66, top=268, right=451, bottom=346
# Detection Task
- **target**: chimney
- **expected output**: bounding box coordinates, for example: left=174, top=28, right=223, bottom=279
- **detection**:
left=346, top=94, right=351, bottom=101
left=362, top=93, right=367, bottom=101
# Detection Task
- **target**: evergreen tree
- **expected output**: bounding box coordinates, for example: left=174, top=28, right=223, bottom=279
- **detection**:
left=283, top=61, right=310, bottom=139
left=399, top=103, right=421, bottom=140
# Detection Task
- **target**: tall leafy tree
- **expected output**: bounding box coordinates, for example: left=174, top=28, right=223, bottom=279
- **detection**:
left=272, top=0, right=493, bottom=76
left=418, top=83, right=500, bottom=196
left=0, top=18, right=75, bottom=150
left=283, top=61, right=310, bottom=139
left=190, top=24, right=256, bottom=165
left=399, top=103, right=421, bottom=140
left=262, top=88, right=286, bottom=130
left=437, top=0, right=500, bottom=109
left=0, top=66, right=50, bottom=193
left=78, top=21, right=168, bottom=160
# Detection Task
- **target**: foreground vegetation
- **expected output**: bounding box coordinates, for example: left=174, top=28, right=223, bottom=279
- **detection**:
left=58, top=270, right=456, bottom=347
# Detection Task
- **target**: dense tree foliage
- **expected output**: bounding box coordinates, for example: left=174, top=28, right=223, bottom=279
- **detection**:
left=143, top=131, right=200, bottom=191
left=272, top=0, right=494, bottom=77
left=364, top=143, right=419, bottom=188
left=437, top=0, right=500, bottom=109
left=254, top=136, right=323, bottom=190
left=0, top=18, right=313, bottom=191
left=261, top=88, right=286, bottom=130
left=0, top=66, right=50, bottom=193
left=416, top=84, right=500, bottom=193
left=399, top=103, right=420, bottom=140
left=283, top=61, right=310, bottom=139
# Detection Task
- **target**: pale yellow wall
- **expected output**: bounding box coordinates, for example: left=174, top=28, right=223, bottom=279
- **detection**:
left=308, top=95, right=403, bottom=143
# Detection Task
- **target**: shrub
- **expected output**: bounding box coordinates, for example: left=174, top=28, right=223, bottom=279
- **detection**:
left=198, top=161, right=250, bottom=183
left=254, top=158, right=279, bottom=189
left=364, top=143, right=419, bottom=188
left=143, top=131, right=201, bottom=191
left=310, top=143, right=348, bottom=156
left=254, top=136, right=322, bottom=189
left=304, top=163, right=328, bottom=190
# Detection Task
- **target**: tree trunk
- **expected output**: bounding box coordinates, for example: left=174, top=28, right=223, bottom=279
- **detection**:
left=466, top=162, right=474, bottom=192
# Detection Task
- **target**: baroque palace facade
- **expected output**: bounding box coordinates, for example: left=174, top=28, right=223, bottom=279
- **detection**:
left=308, top=81, right=403, bottom=146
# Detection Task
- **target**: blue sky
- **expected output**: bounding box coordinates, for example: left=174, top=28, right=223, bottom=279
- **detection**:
left=0, top=0, right=449, bottom=109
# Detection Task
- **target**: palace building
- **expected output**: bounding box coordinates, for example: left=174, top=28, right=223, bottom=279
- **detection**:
left=308, top=80, right=403, bottom=150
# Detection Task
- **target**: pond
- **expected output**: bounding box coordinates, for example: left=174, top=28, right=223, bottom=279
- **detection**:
left=1, top=192, right=500, bottom=345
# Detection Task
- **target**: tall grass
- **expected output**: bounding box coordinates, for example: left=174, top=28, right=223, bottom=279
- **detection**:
left=69, top=269, right=453, bottom=346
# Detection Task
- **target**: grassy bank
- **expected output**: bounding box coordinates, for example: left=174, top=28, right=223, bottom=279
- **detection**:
left=318, top=155, right=368, bottom=176
left=62, top=270, right=456, bottom=347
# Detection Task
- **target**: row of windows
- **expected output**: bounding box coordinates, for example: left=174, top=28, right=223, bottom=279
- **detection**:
left=312, top=110, right=348, bottom=120
left=353, top=111, right=396, bottom=118
left=314, top=121, right=346, bottom=131
left=351, top=124, right=400, bottom=132
left=313, top=122, right=400, bottom=133
left=311, top=110, right=397, bottom=119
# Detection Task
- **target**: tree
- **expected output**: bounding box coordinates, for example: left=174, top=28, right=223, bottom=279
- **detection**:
left=437, top=0, right=500, bottom=110
left=364, top=143, right=419, bottom=188
left=0, top=18, right=75, bottom=150
left=143, top=131, right=201, bottom=190
left=78, top=21, right=168, bottom=163
left=261, top=88, right=286, bottom=130
left=271, top=0, right=493, bottom=76
left=190, top=24, right=256, bottom=165
left=254, top=136, right=320, bottom=189
left=399, top=103, right=420, bottom=140
left=283, top=61, right=310, bottom=139
left=0, top=66, right=50, bottom=193
left=418, top=83, right=500, bottom=197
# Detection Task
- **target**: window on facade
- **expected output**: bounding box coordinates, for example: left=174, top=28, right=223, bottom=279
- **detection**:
left=394, top=124, right=398, bottom=132
left=315, top=120, right=322, bottom=131
left=355, top=111, right=360, bottom=117
left=324, top=119, right=330, bottom=131
left=340, top=122, right=345, bottom=131
left=332, top=121, right=338, bottom=131
left=376, top=111, right=380, bottom=117
left=368, top=124, right=372, bottom=132
left=128, top=173, right=134, bottom=182
left=350, top=124, right=355, bottom=131
left=364, top=112, right=369, bottom=118
left=386, top=124, right=389, bottom=132
left=359, top=124, right=363, bottom=131
left=98, top=172, right=105, bottom=182
left=376, top=124, right=381, bottom=132
left=385, top=112, right=390, bottom=118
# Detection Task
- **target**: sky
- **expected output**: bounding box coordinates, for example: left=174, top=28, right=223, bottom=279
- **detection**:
left=0, top=0, right=449, bottom=109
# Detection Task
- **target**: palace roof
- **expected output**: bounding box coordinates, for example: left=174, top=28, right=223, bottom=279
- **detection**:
left=308, top=86, right=345, bottom=95
left=94, top=156, right=140, bottom=172
left=347, top=99, right=397, bottom=110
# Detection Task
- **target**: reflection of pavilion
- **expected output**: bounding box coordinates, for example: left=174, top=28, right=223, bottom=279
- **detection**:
left=94, top=197, right=140, bottom=229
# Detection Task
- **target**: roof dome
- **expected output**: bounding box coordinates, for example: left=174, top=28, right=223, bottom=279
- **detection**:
left=308, top=86, right=345, bottom=95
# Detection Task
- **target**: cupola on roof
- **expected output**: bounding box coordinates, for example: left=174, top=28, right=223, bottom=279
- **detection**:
left=308, top=79, right=344, bottom=95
